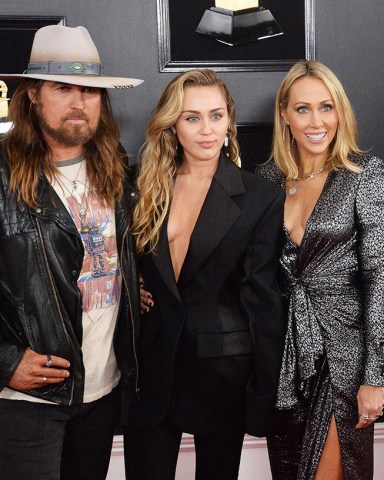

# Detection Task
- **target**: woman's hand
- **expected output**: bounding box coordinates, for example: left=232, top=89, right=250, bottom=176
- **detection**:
left=355, top=385, right=384, bottom=429
left=139, top=274, right=154, bottom=313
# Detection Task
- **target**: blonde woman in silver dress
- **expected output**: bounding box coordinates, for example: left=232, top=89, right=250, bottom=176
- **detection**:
left=256, top=60, right=384, bottom=480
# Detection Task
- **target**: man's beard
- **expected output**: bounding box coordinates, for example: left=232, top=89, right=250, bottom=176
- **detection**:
left=35, top=104, right=99, bottom=147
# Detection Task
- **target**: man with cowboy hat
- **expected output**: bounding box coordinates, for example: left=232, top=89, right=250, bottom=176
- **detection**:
left=0, top=24, right=143, bottom=480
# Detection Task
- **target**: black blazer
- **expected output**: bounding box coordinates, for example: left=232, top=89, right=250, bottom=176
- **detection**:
left=132, top=155, right=286, bottom=437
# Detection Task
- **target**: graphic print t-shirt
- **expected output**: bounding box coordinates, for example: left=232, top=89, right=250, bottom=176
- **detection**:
left=52, top=157, right=122, bottom=402
left=0, top=156, right=121, bottom=404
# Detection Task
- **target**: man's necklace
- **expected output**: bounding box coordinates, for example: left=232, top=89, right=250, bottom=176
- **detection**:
left=56, top=175, right=92, bottom=234
left=287, top=166, right=326, bottom=196
left=58, top=157, right=85, bottom=195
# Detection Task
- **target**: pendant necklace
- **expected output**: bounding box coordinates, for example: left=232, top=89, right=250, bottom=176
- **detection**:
left=58, top=157, right=85, bottom=194
left=56, top=175, right=92, bottom=234
left=287, top=165, right=326, bottom=196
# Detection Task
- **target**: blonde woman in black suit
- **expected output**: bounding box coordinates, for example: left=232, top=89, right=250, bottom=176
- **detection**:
left=124, top=69, right=286, bottom=480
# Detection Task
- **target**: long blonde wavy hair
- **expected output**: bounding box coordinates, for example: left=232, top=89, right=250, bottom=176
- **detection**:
left=133, top=69, right=240, bottom=255
left=3, top=79, right=126, bottom=208
left=271, top=60, right=362, bottom=179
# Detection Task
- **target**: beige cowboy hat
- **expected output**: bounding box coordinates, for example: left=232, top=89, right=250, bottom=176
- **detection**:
left=0, top=24, right=143, bottom=89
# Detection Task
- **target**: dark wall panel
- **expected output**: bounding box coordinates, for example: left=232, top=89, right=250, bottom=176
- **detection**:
left=0, top=0, right=383, bottom=160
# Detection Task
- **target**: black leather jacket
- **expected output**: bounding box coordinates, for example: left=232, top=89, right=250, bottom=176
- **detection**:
left=0, top=146, right=141, bottom=406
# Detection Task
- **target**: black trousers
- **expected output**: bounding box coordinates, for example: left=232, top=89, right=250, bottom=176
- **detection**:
left=0, top=387, right=119, bottom=480
left=124, top=420, right=245, bottom=480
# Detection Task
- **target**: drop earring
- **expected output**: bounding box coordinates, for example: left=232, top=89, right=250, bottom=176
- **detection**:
left=283, top=124, right=287, bottom=143
left=224, top=135, right=229, bottom=147
left=171, top=127, right=178, bottom=150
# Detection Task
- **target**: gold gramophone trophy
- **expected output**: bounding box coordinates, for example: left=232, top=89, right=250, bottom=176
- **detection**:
left=0, top=81, right=13, bottom=135
left=0, top=81, right=10, bottom=119
left=196, top=0, right=283, bottom=46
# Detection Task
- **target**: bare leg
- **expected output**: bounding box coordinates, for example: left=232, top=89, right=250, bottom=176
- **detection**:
left=315, top=415, right=344, bottom=480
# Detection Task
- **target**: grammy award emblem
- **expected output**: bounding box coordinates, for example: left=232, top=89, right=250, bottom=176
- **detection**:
left=196, top=0, right=283, bottom=46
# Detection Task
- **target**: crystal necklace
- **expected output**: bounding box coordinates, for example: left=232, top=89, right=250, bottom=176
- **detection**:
left=287, top=166, right=326, bottom=196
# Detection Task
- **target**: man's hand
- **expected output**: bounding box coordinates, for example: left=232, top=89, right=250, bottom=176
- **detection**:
left=8, top=348, right=70, bottom=390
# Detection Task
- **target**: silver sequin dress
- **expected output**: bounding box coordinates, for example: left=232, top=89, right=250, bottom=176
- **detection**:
left=255, top=154, right=384, bottom=480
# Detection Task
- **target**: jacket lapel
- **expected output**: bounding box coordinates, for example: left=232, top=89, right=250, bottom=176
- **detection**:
left=150, top=215, right=182, bottom=302
left=37, top=174, right=80, bottom=236
left=178, top=155, right=245, bottom=287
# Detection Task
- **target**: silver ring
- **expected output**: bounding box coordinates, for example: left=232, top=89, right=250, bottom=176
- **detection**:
left=359, top=413, right=378, bottom=421
left=43, top=377, right=48, bottom=383
left=45, top=354, right=53, bottom=368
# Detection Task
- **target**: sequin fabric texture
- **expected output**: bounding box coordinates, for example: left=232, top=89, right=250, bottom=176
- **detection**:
left=256, top=154, right=384, bottom=480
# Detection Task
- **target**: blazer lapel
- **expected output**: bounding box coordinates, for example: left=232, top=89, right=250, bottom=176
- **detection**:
left=178, top=155, right=245, bottom=287
left=150, top=216, right=182, bottom=302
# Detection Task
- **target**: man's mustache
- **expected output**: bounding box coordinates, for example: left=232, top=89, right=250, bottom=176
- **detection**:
left=64, top=111, right=89, bottom=121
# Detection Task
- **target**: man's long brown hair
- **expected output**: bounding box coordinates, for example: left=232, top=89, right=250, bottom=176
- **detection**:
left=3, top=79, right=126, bottom=208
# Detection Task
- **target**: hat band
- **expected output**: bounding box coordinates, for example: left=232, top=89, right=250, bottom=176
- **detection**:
left=26, top=61, right=104, bottom=76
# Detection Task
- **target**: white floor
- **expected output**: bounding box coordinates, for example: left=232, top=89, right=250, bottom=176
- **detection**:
left=107, top=424, right=384, bottom=479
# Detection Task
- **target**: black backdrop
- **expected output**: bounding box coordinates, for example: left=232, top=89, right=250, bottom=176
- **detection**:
left=168, top=0, right=306, bottom=63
